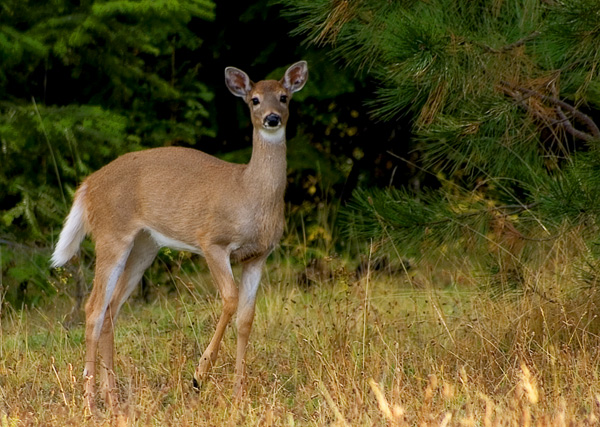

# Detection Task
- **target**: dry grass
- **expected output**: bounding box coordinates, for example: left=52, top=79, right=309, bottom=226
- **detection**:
left=2, top=232, right=600, bottom=425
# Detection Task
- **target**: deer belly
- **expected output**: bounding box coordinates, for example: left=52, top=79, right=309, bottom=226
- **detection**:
left=147, top=228, right=204, bottom=255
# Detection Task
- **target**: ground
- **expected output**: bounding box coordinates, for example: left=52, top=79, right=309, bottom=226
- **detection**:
left=1, top=250, right=600, bottom=426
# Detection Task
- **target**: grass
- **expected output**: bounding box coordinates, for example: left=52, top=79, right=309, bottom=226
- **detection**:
left=2, top=235, right=600, bottom=425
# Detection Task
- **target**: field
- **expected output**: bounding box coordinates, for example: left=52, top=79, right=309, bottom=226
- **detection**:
left=2, top=234, right=600, bottom=426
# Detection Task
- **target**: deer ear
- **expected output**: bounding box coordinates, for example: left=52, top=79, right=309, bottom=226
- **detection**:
left=282, top=61, right=308, bottom=93
left=225, top=67, right=253, bottom=98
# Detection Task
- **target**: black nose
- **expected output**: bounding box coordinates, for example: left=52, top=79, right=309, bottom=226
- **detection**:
left=265, top=113, right=281, bottom=127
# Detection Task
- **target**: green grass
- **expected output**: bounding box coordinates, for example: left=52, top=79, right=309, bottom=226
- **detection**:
left=2, top=243, right=600, bottom=425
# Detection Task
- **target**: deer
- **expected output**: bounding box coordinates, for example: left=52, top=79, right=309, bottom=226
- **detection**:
left=51, top=61, right=308, bottom=411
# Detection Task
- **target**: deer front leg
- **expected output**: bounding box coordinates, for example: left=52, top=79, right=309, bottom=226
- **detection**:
left=194, top=246, right=238, bottom=387
left=233, top=256, right=266, bottom=399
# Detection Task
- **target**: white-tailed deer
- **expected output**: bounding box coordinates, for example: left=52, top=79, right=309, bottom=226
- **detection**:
left=51, top=61, right=308, bottom=410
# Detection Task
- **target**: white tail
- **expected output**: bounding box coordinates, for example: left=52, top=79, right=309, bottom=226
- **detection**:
left=52, top=61, right=308, bottom=411
left=51, top=184, right=88, bottom=268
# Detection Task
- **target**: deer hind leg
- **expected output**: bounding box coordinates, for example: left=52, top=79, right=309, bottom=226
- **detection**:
left=96, top=231, right=159, bottom=409
left=84, top=239, right=133, bottom=412
left=194, top=245, right=238, bottom=388
left=233, top=256, right=266, bottom=399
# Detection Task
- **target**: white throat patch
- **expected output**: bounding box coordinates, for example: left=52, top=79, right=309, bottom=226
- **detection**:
left=259, top=128, right=285, bottom=144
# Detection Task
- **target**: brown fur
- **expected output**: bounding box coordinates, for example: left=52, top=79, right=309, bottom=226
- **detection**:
left=52, top=61, right=308, bottom=412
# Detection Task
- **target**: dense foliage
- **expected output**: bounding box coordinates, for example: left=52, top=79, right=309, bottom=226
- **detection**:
left=1, top=0, right=216, bottom=224
left=4, top=0, right=600, bottom=306
left=1, top=0, right=215, bottom=304
left=0, top=0, right=367, bottom=306
left=285, top=0, right=600, bottom=262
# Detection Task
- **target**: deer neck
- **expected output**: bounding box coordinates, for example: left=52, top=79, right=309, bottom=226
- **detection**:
left=244, top=128, right=288, bottom=197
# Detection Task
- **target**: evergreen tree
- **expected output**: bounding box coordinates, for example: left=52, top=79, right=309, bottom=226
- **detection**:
left=284, top=0, right=600, bottom=264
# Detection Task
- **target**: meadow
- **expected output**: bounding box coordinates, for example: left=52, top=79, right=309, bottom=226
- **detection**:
left=2, top=228, right=600, bottom=426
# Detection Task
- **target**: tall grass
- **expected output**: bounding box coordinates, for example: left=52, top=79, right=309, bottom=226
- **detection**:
left=1, top=225, right=600, bottom=425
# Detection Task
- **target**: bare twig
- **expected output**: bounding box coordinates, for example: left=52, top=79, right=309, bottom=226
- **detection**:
left=500, top=81, right=600, bottom=142
left=555, top=107, right=597, bottom=143
left=32, top=97, right=66, bottom=207
left=0, top=238, right=33, bottom=249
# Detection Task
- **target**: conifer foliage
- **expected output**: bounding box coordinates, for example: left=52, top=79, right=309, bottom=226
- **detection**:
left=285, top=0, right=600, bottom=260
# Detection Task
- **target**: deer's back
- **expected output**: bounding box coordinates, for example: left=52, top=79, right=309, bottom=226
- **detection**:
left=82, top=146, right=283, bottom=258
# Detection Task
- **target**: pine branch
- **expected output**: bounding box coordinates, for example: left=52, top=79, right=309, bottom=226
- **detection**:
left=405, top=203, right=536, bottom=229
left=500, top=81, right=600, bottom=142
left=556, top=107, right=598, bottom=143
left=478, top=31, right=541, bottom=54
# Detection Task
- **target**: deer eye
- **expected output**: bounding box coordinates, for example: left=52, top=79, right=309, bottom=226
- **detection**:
left=251, top=97, right=260, bottom=105
left=280, top=95, right=288, bottom=103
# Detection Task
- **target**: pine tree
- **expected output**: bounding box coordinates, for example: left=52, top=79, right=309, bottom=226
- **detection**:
left=284, top=0, right=600, bottom=264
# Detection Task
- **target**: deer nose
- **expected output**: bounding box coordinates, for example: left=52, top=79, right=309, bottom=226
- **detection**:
left=264, top=113, right=281, bottom=127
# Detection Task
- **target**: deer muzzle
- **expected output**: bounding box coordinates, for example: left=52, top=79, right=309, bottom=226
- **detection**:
left=264, top=113, right=282, bottom=128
